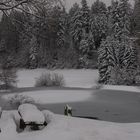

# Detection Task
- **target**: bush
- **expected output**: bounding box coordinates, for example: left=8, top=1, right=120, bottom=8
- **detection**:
left=8, top=94, right=35, bottom=109
left=35, top=72, right=65, bottom=87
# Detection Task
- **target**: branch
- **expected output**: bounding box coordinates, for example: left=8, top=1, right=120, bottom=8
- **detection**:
left=2, top=10, right=49, bottom=40
left=0, top=0, right=29, bottom=11
left=15, top=6, right=45, bottom=19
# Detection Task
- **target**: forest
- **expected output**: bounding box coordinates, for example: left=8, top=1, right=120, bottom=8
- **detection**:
left=0, top=0, right=140, bottom=85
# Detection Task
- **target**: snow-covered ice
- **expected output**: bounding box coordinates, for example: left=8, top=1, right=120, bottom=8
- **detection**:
left=3, top=90, right=93, bottom=104
left=0, top=110, right=140, bottom=140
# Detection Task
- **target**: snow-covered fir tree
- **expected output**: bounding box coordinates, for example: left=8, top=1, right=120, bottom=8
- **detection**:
left=90, top=0, right=108, bottom=49
left=69, top=3, right=80, bottom=18
left=133, top=0, right=140, bottom=68
left=98, top=0, right=137, bottom=85
left=79, top=31, right=95, bottom=66
left=91, top=0, right=107, bottom=15
left=81, top=0, right=90, bottom=34
left=117, top=0, right=132, bottom=38
left=133, top=0, right=140, bottom=34
left=70, top=9, right=83, bottom=50
left=98, top=36, right=120, bottom=83
left=90, top=13, right=108, bottom=49
left=70, top=0, right=90, bottom=45
left=57, top=8, right=68, bottom=48
left=70, top=0, right=95, bottom=65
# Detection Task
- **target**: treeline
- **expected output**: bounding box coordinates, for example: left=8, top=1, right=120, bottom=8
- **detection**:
left=0, top=0, right=140, bottom=85
left=0, top=0, right=98, bottom=69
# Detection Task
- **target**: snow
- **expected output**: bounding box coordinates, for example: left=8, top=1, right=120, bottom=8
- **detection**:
left=18, top=104, right=45, bottom=124
left=3, top=89, right=93, bottom=104
left=1, top=69, right=140, bottom=140
left=0, top=111, right=17, bottom=140
left=0, top=110, right=140, bottom=140
left=102, top=85, right=140, bottom=93
left=17, top=69, right=98, bottom=88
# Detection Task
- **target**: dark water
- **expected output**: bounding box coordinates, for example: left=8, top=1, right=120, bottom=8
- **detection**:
left=37, top=90, right=140, bottom=123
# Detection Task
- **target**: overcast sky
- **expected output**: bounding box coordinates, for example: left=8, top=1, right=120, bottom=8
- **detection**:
left=65, top=0, right=134, bottom=10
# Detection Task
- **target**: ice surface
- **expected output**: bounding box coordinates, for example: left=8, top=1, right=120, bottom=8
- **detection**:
left=3, top=89, right=93, bottom=104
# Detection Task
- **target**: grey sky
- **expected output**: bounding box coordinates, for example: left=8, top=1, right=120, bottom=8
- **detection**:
left=65, top=0, right=134, bottom=10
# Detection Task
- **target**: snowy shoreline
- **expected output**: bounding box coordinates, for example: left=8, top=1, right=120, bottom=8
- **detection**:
left=102, top=85, right=140, bottom=93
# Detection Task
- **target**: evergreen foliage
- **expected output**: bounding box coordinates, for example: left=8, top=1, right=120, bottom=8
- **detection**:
left=133, top=0, right=140, bottom=34
left=98, top=0, right=137, bottom=85
left=90, top=13, right=108, bottom=49
left=91, top=0, right=107, bottom=15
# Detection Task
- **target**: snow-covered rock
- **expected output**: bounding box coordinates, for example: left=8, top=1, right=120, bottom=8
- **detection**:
left=18, top=104, right=45, bottom=124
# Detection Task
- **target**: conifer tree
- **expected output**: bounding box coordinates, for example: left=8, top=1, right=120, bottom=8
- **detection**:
left=69, top=3, right=80, bottom=18
left=98, top=0, right=137, bottom=85
left=70, top=9, right=83, bottom=51
left=133, top=0, right=140, bottom=68
left=70, top=0, right=90, bottom=51
left=133, top=0, right=140, bottom=34
left=81, top=0, right=90, bottom=34
left=57, top=9, right=68, bottom=48
left=90, top=13, right=108, bottom=49
left=98, top=36, right=120, bottom=83
left=91, top=0, right=107, bottom=15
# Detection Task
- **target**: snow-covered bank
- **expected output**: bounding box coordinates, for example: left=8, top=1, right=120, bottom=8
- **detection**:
left=16, top=69, right=140, bottom=92
left=102, top=85, right=140, bottom=93
left=17, top=69, right=98, bottom=88
left=1, top=110, right=140, bottom=140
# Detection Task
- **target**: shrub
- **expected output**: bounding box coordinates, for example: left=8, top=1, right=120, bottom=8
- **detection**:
left=8, top=94, right=35, bottom=109
left=35, top=72, right=65, bottom=87
left=51, top=73, right=65, bottom=86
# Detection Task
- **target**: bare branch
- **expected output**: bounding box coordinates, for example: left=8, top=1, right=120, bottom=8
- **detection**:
left=2, top=10, right=49, bottom=40
left=0, top=0, right=29, bottom=11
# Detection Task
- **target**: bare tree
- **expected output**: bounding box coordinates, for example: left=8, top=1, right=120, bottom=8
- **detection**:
left=0, top=0, right=30, bottom=11
left=0, top=0, right=65, bottom=12
left=0, top=0, right=65, bottom=39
